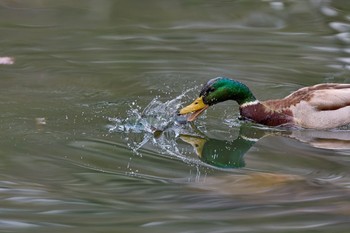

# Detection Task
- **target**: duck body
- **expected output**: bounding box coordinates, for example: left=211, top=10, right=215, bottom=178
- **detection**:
left=179, top=77, right=350, bottom=129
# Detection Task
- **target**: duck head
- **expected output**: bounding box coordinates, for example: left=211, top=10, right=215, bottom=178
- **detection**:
left=179, top=77, right=256, bottom=121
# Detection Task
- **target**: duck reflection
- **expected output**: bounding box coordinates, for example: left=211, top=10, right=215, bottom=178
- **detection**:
left=289, top=129, right=350, bottom=150
left=180, top=124, right=350, bottom=169
left=180, top=125, right=266, bottom=168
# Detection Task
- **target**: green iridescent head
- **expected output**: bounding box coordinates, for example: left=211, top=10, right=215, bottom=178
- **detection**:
left=200, top=77, right=256, bottom=106
left=179, top=77, right=256, bottom=121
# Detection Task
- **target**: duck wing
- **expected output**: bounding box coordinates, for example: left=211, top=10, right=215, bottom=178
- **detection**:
left=266, top=83, right=350, bottom=110
left=307, top=85, right=350, bottom=110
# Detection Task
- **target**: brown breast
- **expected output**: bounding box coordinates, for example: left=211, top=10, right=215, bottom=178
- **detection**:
left=239, top=102, right=295, bottom=127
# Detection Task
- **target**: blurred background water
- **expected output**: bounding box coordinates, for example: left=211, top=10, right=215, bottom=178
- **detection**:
left=1, top=0, right=350, bottom=232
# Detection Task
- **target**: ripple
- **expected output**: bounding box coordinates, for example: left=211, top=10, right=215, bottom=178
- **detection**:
left=337, top=57, right=350, bottom=64
left=321, top=6, right=339, bottom=17
left=335, top=32, right=350, bottom=43
left=0, top=220, right=38, bottom=228
left=329, top=22, right=350, bottom=32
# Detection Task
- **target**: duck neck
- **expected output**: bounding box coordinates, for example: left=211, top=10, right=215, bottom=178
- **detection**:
left=226, top=79, right=257, bottom=106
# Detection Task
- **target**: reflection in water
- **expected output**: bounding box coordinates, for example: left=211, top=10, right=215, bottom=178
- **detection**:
left=180, top=125, right=265, bottom=168
left=64, top=138, right=350, bottom=233
left=182, top=125, right=350, bottom=168
left=290, top=129, right=350, bottom=150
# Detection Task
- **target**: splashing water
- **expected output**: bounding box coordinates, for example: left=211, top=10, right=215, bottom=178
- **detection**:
left=108, top=88, right=198, bottom=157
left=108, top=89, right=194, bottom=134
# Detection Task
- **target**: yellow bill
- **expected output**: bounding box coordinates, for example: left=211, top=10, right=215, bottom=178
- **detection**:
left=179, top=96, right=209, bottom=121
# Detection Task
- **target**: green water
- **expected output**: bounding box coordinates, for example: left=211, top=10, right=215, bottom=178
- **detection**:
left=1, top=1, right=350, bottom=232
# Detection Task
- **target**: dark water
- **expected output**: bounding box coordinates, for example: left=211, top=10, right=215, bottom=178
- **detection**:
left=1, top=1, right=350, bottom=232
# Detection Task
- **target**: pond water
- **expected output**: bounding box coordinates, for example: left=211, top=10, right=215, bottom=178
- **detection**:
left=1, top=1, right=350, bottom=232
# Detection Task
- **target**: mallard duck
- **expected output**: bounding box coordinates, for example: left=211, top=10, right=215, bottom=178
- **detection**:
left=179, top=77, right=350, bottom=129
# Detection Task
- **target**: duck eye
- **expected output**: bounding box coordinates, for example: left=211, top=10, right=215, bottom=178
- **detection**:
left=208, top=87, right=215, bottom=93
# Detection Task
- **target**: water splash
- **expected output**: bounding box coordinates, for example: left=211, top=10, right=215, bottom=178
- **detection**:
left=108, top=88, right=195, bottom=134
left=108, top=88, right=197, bottom=157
